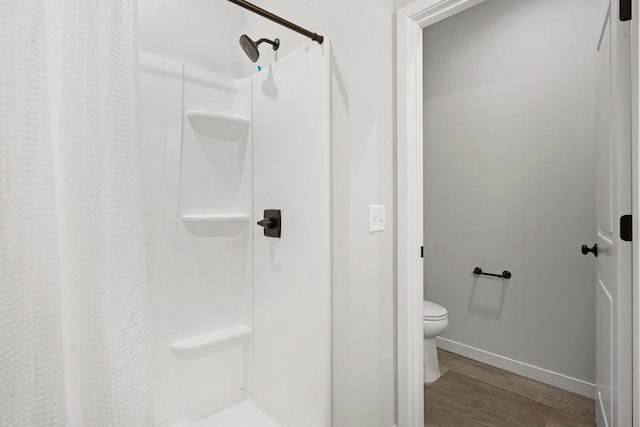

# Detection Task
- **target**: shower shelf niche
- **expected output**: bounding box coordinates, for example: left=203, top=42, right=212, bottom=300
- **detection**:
left=170, top=325, right=251, bottom=351
left=186, top=110, right=250, bottom=141
left=181, top=214, right=251, bottom=222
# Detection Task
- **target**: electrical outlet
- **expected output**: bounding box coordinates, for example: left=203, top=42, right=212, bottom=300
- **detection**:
left=369, top=205, right=386, bottom=232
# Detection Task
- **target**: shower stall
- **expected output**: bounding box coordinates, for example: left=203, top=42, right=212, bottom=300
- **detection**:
left=1, top=1, right=330, bottom=425
left=139, top=7, right=331, bottom=426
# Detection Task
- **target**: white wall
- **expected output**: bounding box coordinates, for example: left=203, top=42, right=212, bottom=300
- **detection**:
left=423, top=0, right=599, bottom=389
left=138, top=1, right=397, bottom=426
left=137, top=0, right=247, bottom=77
left=394, top=0, right=414, bottom=11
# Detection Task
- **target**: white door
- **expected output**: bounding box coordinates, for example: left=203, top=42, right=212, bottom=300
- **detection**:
left=593, top=1, right=632, bottom=425
left=251, top=45, right=330, bottom=427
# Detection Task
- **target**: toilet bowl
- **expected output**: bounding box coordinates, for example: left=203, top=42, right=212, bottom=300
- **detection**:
left=423, top=300, right=448, bottom=383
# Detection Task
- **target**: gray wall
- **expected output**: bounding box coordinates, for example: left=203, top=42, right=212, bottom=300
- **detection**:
left=423, top=0, right=599, bottom=387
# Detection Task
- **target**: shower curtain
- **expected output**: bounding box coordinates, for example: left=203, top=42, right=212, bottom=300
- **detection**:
left=1, top=1, right=152, bottom=425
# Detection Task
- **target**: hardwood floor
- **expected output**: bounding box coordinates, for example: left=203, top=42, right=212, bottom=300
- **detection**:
left=425, top=349, right=596, bottom=427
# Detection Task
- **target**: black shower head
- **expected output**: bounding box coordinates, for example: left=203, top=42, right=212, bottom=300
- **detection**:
left=239, top=34, right=280, bottom=63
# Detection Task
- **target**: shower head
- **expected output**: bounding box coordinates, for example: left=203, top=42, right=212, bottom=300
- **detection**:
left=239, top=34, right=280, bottom=63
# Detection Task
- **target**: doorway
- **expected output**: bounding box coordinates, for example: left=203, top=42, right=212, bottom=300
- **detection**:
left=395, top=0, right=638, bottom=426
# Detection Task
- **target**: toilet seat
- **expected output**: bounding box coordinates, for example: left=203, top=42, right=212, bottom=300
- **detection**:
left=423, top=300, right=447, bottom=321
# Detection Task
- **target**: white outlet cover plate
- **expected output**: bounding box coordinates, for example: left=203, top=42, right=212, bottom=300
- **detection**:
left=369, top=205, right=386, bottom=232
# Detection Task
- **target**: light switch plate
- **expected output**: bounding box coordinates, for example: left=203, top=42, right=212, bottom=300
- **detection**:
left=369, top=205, right=386, bottom=232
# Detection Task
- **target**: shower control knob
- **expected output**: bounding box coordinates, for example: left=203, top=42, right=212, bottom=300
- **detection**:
left=581, top=244, right=598, bottom=257
left=257, top=218, right=275, bottom=229
left=258, top=209, right=281, bottom=238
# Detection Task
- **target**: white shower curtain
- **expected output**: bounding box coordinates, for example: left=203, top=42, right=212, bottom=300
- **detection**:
left=1, top=1, right=152, bottom=425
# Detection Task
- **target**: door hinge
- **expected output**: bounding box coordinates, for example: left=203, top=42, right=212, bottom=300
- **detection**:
left=621, top=0, right=632, bottom=21
left=420, top=246, right=424, bottom=258
left=621, top=215, right=632, bottom=242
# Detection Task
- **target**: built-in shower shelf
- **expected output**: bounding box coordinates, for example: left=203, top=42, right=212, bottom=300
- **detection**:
left=186, top=110, right=250, bottom=140
left=181, top=214, right=251, bottom=222
left=170, top=325, right=251, bottom=351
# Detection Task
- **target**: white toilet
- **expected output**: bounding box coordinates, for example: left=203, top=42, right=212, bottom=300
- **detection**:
left=423, top=300, right=448, bottom=383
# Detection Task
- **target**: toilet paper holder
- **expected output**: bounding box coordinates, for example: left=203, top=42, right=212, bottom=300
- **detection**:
left=473, top=267, right=511, bottom=279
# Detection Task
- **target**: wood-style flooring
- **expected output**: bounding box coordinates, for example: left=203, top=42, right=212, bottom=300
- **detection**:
left=425, top=349, right=596, bottom=427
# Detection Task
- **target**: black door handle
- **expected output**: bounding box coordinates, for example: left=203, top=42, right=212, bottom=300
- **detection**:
left=581, top=244, right=598, bottom=257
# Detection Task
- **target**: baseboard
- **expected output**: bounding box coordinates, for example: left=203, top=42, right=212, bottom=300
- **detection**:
left=436, top=337, right=596, bottom=398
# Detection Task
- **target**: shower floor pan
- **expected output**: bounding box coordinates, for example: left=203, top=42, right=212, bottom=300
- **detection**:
left=169, top=391, right=288, bottom=427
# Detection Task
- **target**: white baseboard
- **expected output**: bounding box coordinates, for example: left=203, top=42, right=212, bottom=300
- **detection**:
left=436, top=337, right=596, bottom=398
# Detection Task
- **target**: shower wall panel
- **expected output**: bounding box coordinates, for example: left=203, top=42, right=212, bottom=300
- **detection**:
left=251, top=44, right=331, bottom=427
left=140, top=53, right=253, bottom=424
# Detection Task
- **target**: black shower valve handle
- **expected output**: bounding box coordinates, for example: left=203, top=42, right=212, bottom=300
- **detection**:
left=257, top=209, right=281, bottom=238
left=257, top=218, right=275, bottom=229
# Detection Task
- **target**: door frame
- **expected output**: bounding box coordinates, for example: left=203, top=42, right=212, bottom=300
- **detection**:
left=395, top=1, right=488, bottom=425
left=394, top=1, right=640, bottom=426
left=632, top=2, right=640, bottom=426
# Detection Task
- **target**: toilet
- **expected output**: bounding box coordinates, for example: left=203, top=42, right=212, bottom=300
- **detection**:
left=423, top=300, right=448, bottom=383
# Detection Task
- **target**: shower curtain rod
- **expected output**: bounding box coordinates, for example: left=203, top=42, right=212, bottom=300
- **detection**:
left=226, top=0, right=324, bottom=44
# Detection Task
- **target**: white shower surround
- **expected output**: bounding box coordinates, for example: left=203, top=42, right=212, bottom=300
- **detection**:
left=138, top=1, right=399, bottom=425
left=140, top=53, right=253, bottom=422
left=140, top=43, right=330, bottom=426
